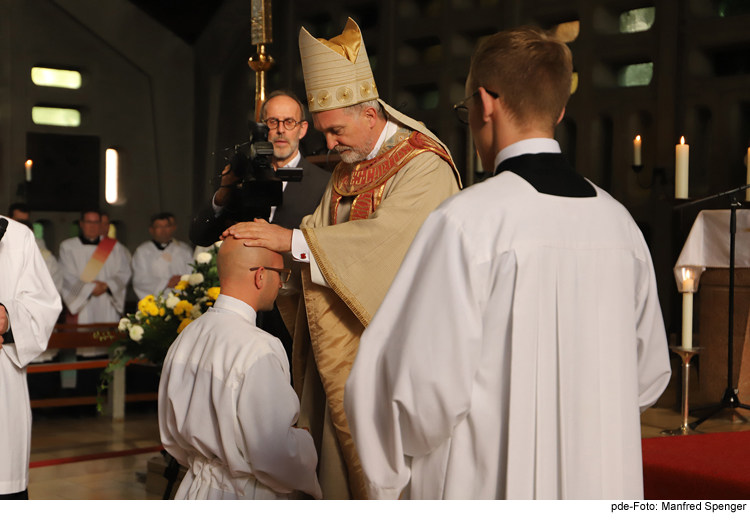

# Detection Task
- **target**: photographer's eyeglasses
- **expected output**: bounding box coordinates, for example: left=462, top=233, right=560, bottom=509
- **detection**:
left=249, top=267, right=292, bottom=283
left=453, top=89, right=500, bottom=125
left=263, top=117, right=303, bottom=131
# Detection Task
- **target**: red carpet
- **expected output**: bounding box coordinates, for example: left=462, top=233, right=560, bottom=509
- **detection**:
left=29, top=445, right=163, bottom=469
left=643, top=431, right=750, bottom=499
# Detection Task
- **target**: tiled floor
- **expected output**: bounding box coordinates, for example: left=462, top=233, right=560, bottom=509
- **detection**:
left=24, top=404, right=750, bottom=500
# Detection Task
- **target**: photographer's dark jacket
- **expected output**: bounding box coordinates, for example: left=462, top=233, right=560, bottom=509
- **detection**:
left=190, top=156, right=331, bottom=246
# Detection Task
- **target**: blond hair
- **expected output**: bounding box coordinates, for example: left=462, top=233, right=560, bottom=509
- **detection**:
left=469, top=26, right=572, bottom=131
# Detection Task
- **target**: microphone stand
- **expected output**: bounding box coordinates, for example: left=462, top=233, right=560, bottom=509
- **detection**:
left=674, top=183, right=750, bottom=428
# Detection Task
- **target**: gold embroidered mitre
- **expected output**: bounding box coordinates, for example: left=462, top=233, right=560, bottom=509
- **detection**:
left=299, top=17, right=378, bottom=113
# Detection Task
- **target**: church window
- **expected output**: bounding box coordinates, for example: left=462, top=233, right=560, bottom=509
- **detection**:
left=31, top=67, right=82, bottom=89
left=618, top=62, right=654, bottom=87
left=31, top=107, right=81, bottom=127
left=619, top=7, right=656, bottom=33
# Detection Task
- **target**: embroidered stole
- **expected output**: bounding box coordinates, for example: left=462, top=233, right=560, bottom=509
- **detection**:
left=330, top=130, right=457, bottom=224
left=80, top=237, right=117, bottom=282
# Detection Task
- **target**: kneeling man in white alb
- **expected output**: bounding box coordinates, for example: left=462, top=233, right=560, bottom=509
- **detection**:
left=158, top=237, right=321, bottom=499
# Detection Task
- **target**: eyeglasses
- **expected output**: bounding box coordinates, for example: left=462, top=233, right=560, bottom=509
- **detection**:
left=249, top=266, right=292, bottom=283
left=262, top=117, right=303, bottom=130
left=453, top=89, right=500, bottom=125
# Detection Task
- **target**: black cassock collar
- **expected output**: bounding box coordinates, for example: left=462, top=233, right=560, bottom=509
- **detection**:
left=79, top=235, right=100, bottom=245
left=152, top=240, right=171, bottom=251
left=494, top=153, right=596, bottom=198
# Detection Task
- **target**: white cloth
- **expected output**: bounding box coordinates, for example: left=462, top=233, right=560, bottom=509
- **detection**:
left=58, top=237, right=131, bottom=356
left=675, top=209, right=750, bottom=269
left=0, top=217, right=61, bottom=494
left=131, top=239, right=194, bottom=300
left=35, top=238, right=63, bottom=294
left=345, top=141, right=671, bottom=500
left=290, top=117, right=400, bottom=288
left=159, top=294, right=322, bottom=500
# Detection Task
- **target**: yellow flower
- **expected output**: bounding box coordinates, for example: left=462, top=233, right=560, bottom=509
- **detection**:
left=207, top=287, right=220, bottom=301
left=138, top=297, right=154, bottom=314
left=173, top=300, right=193, bottom=317
left=174, top=280, right=188, bottom=291
left=147, top=303, right=159, bottom=316
left=159, top=307, right=165, bottom=316
left=177, top=318, right=193, bottom=333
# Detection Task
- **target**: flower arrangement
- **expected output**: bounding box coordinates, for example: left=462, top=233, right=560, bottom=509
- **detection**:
left=97, top=242, right=223, bottom=410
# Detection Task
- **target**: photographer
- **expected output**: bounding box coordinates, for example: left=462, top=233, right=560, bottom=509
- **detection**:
left=190, top=90, right=330, bottom=247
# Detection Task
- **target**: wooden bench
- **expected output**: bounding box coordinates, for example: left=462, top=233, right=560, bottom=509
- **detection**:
left=27, top=323, right=158, bottom=420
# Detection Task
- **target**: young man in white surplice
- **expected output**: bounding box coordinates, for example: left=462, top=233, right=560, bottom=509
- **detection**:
left=0, top=216, right=61, bottom=499
left=131, top=212, right=193, bottom=300
left=158, top=237, right=321, bottom=500
left=345, top=27, right=671, bottom=500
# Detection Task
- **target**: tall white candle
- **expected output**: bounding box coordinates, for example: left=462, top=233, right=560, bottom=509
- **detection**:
left=675, top=137, right=689, bottom=199
left=746, top=147, right=750, bottom=202
left=634, top=136, right=642, bottom=166
left=682, top=292, right=693, bottom=349
left=25, top=160, right=32, bottom=182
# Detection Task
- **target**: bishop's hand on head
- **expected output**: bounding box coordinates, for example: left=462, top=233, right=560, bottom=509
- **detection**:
left=221, top=218, right=293, bottom=253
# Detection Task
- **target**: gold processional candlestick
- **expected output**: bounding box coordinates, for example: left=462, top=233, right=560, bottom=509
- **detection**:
left=248, top=0, right=274, bottom=122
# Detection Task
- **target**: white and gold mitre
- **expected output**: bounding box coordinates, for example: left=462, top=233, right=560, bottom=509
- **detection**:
left=299, top=17, right=378, bottom=113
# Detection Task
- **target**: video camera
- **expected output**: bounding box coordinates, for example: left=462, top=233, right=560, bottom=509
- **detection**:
left=224, top=121, right=304, bottom=214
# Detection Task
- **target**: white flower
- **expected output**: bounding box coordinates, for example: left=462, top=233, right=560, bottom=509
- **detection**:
left=180, top=274, right=190, bottom=282
left=135, top=311, right=144, bottom=321
left=188, top=273, right=204, bottom=286
left=214, top=240, right=223, bottom=248
left=196, top=252, right=212, bottom=264
left=165, top=296, right=179, bottom=309
left=190, top=304, right=203, bottom=320
left=129, top=325, right=145, bottom=342
left=118, top=318, right=130, bottom=333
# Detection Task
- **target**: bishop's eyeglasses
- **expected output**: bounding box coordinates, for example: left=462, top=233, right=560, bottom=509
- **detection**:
left=453, top=89, right=499, bottom=125
left=262, top=117, right=303, bottom=130
left=249, top=267, right=292, bottom=283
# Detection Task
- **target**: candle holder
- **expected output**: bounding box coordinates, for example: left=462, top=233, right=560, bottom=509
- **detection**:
left=674, top=265, right=703, bottom=294
left=635, top=166, right=668, bottom=189
left=662, top=345, right=704, bottom=436
left=632, top=164, right=643, bottom=174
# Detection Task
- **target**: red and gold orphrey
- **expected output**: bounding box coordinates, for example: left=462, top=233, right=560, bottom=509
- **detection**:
left=330, top=131, right=456, bottom=224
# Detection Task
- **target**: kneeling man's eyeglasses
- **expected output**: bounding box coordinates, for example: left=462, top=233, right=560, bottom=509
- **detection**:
left=250, top=267, right=292, bottom=283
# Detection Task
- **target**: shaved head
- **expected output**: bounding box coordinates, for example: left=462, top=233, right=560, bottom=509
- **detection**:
left=217, top=237, right=284, bottom=311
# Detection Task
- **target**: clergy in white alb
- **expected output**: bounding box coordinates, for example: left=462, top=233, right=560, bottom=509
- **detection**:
left=59, top=210, right=132, bottom=357
left=132, top=213, right=193, bottom=300
left=345, top=27, right=671, bottom=500
left=0, top=216, right=61, bottom=497
left=159, top=239, right=321, bottom=500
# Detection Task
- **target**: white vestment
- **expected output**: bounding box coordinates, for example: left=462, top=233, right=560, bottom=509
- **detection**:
left=36, top=238, right=63, bottom=294
left=58, top=237, right=131, bottom=356
left=0, top=217, right=61, bottom=494
left=159, top=294, right=322, bottom=500
left=131, top=239, right=193, bottom=300
left=345, top=140, right=671, bottom=500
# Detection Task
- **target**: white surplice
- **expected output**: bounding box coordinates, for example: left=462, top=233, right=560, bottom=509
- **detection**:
left=35, top=238, right=63, bottom=294
left=0, top=217, right=62, bottom=494
left=158, top=294, right=322, bottom=500
left=345, top=140, right=671, bottom=500
left=131, top=239, right=193, bottom=300
left=58, top=236, right=132, bottom=355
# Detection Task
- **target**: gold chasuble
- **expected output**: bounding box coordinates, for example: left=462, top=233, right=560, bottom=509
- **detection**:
left=278, top=102, right=461, bottom=500
left=278, top=17, right=462, bottom=499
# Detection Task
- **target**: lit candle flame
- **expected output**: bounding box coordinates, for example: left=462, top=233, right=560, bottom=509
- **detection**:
left=683, top=268, right=692, bottom=281
left=636, top=135, right=641, bottom=141
left=680, top=136, right=685, bottom=145
left=25, top=159, right=32, bottom=167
